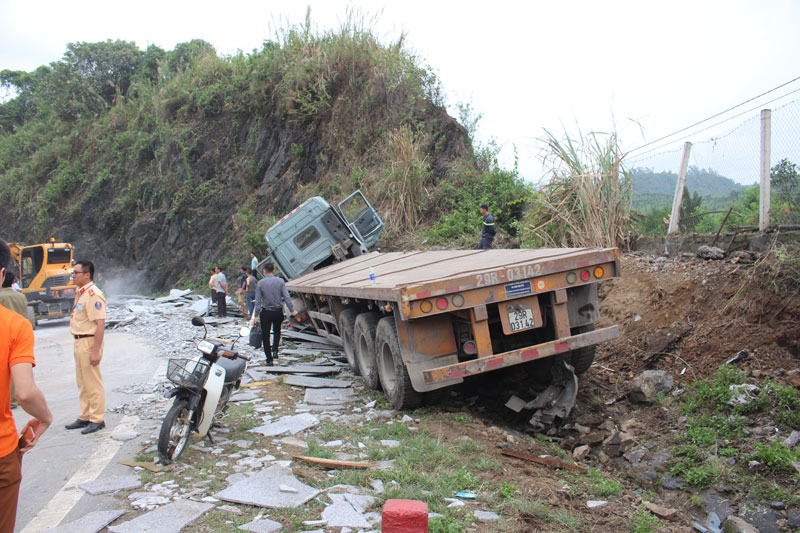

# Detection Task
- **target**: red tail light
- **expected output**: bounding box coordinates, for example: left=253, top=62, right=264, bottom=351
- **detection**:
left=463, top=340, right=478, bottom=355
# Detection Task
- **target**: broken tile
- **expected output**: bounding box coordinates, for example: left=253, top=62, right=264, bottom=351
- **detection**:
left=231, top=391, right=260, bottom=402
left=284, top=375, right=352, bottom=388
left=110, top=432, right=139, bottom=442
left=219, top=504, right=243, bottom=515
left=233, top=440, right=253, bottom=449
left=304, top=388, right=355, bottom=405
left=344, top=493, right=376, bottom=513
left=380, top=440, right=400, bottom=448
left=214, top=464, right=319, bottom=508
left=250, top=413, right=320, bottom=437
left=265, top=365, right=341, bottom=375
left=79, top=474, right=142, bottom=495
left=322, top=494, right=372, bottom=529
left=238, top=518, right=283, bottom=533
left=108, top=499, right=213, bottom=533
left=279, top=437, right=308, bottom=449
left=44, top=510, right=126, bottom=533
left=474, top=510, right=500, bottom=522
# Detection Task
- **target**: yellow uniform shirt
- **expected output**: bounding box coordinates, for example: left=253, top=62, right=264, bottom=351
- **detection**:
left=70, top=282, right=106, bottom=335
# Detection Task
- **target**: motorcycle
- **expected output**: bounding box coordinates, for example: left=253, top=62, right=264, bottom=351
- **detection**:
left=157, top=316, right=251, bottom=464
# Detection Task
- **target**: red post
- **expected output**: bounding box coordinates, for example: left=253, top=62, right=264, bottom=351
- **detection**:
left=382, top=499, right=428, bottom=532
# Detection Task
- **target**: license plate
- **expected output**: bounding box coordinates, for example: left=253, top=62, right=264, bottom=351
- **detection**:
left=508, top=308, right=536, bottom=332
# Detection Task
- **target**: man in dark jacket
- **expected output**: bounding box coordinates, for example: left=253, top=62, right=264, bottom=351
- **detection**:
left=477, top=204, right=496, bottom=249
left=250, top=263, right=298, bottom=365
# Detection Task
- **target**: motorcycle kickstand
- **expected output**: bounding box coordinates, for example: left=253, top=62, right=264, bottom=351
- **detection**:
left=206, top=431, right=215, bottom=446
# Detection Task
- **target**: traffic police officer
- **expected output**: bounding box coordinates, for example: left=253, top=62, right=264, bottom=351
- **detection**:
left=478, top=204, right=496, bottom=249
left=65, top=260, right=106, bottom=434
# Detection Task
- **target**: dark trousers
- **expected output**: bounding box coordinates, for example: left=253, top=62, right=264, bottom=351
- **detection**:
left=477, top=236, right=494, bottom=249
left=216, top=292, right=227, bottom=317
left=259, top=309, right=284, bottom=363
left=0, top=446, right=21, bottom=533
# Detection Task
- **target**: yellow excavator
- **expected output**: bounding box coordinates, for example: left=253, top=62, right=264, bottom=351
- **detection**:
left=9, top=239, right=76, bottom=329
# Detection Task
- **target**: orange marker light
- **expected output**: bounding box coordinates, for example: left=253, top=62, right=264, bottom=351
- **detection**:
left=593, top=266, right=604, bottom=278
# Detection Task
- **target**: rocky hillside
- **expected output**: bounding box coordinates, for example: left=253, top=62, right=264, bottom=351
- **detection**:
left=1, top=25, right=480, bottom=289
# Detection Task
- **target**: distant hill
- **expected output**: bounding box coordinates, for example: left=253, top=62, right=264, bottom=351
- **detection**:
left=631, top=166, right=744, bottom=211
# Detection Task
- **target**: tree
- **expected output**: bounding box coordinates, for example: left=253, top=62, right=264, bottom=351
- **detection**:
left=679, top=186, right=703, bottom=233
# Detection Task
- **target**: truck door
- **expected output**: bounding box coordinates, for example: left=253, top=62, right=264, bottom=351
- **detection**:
left=20, top=247, right=43, bottom=289
left=337, top=191, right=384, bottom=249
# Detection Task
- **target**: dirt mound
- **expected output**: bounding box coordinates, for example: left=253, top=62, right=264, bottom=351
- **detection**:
left=597, top=252, right=800, bottom=390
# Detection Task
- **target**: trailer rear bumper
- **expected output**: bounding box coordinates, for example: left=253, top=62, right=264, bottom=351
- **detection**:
left=422, top=325, right=619, bottom=385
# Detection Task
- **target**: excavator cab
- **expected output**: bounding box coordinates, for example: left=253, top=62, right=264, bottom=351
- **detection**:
left=10, top=240, right=75, bottom=326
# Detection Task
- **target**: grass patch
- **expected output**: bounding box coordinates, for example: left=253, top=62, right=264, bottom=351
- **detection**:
left=749, top=442, right=800, bottom=473
left=632, top=504, right=659, bottom=533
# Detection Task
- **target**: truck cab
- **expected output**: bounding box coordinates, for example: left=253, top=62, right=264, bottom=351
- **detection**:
left=10, top=240, right=76, bottom=327
left=265, top=190, right=383, bottom=280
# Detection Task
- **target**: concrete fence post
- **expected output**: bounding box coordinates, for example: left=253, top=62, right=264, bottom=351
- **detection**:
left=667, top=142, right=692, bottom=235
left=760, top=109, right=772, bottom=232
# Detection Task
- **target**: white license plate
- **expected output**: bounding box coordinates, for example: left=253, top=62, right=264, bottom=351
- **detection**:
left=508, top=308, right=536, bottom=332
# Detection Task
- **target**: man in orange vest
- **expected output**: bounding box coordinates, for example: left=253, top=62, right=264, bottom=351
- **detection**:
left=0, top=238, right=52, bottom=531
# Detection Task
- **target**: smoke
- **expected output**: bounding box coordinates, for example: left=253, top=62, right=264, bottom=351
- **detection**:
left=99, top=269, right=150, bottom=297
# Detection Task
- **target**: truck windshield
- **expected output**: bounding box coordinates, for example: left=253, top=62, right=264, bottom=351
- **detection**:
left=47, top=248, right=71, bottom=264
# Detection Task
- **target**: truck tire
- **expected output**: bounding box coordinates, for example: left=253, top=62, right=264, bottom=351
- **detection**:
left=27, top=307, right=37, bottom=330
left=375, top=317, right=422, bottom=410
left=569, top=324, right=596, bottom=375
left=337, top=309, right=360, bottom=375
left=353, top=312, right=380, bottom=389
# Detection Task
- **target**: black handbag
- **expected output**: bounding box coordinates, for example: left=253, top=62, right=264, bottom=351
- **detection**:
left=249, top=323, right=262, bottom=349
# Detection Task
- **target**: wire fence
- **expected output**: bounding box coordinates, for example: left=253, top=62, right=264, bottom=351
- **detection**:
left=626, top=99, right=800, bottom=233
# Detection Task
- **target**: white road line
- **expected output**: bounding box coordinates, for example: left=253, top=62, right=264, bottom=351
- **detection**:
left=20, top=415, right=140, bottom=533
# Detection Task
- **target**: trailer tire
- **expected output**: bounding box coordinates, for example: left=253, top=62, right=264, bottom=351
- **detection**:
left=569, top=323, right=596, bottom=375
left=353, top=312, right=380, bottom=389
left=375, top=317, right=422, bottom=410
left=337, top=309, right=360, bottom=375
left=27, top=307, right=37, bottom=330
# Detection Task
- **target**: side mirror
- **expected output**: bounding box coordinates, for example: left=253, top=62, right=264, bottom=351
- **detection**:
left=191, top=316, right=206, bottom=327
left=239, top=326, right=250, bottom=338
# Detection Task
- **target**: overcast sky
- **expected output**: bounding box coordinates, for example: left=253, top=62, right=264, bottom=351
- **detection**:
left=1, top=0, right=799, bottom=184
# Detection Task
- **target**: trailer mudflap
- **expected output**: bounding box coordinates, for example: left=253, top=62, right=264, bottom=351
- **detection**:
left=423, top=325, right=619, bottom=384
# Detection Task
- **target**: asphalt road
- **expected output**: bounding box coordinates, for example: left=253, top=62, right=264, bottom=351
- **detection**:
left=13, top=318, right=163, bottom=532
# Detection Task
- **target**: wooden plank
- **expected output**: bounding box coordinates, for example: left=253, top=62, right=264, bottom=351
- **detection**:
left=293, top=455, right=378, bottom=469
left=501, top=449, right=587, bottom=473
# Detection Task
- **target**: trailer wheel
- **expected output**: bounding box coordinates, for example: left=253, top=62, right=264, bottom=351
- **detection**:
left=353, top=312, right=380, bottom=389
left=337, top=309, right=360, bottom=375
left=569, top=324, right=596, bottom=375
left=375, top=316, right=422, bottom=410
left=27, top=307, right=37, bottom=330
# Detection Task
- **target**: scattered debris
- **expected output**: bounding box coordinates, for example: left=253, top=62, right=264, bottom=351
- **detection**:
left=79, top=475, right=142, bottom=496
left=629, top=370, right=674, bottom=403
left=43, top=509, right=126, bottom=533
left=725, top=349, right=750, bottom=365
left=250, top=413, right=320, bottom=437
left=118, top=460, right=165, bottom=472
left=527, top=360, right=578, bottom=431
left=646, top=502, right=677, bottom=520
left=284, top=375, right=353, bottom=388
left=293, top=456, right=379, bottom=470
left=501, top=449, right=587, bottom=473
left=108, top=499, right=213, bottom=533
left=728, top=384, right=760, bottom=407
left=474, top=510, right=500, bottom=522
left=303, top=388, right=355, bottom=405
left=696, top=246, right=726, bottom=260
left=643, top=324, right=692, bottom=363
left=587, top=500, right=608, bottom=508
left=238, top=518, right=283, bottom=533
left=322, top=493, right=373, bottom=529
left=214, top=464, right=320, bottom=508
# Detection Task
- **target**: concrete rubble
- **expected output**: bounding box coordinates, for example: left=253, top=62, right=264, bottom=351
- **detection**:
left=44, top=510, right=126, bottom=533
left=108, top=499, right=214, bottom=533
left=79, top=474, right=142, bottom=495
left=214, top=464, right=320, bottom=508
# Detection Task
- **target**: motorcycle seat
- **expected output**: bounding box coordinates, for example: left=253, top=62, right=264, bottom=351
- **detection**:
left=217, top=355, right=246, bottom=383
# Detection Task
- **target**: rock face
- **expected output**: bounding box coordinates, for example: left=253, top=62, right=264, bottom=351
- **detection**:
left=629, top=370, right=674, bottom=403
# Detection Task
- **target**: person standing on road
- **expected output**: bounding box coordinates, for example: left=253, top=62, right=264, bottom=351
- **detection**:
left=207, top=268, right=218, bottom=316
left=236, top=267, right=247, bottom=310
left=250, top=263, right=297, bottom=365
left=0, top=238, right=53, bottom=532
left=0, top=270, right=28, bottom=411
left=245, top=269, right=257, bottom=317
left=214, top=266, right=228, bottom=317
left=65, top=260, right=107, bottom=435
left=477, top=204, right=496, bottom=250
left=250, top=252, right=258, bottom=272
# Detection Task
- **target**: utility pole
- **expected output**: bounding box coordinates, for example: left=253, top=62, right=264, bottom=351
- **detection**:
left=760, top=109, right=771, bottom=232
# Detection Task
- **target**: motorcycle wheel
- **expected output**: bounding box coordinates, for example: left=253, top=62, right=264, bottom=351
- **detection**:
left=158, top=399, right=194, bottom=465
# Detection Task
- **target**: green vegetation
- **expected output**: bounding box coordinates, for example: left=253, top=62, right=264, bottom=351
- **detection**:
left=634, top=159, right=800, bottom=236
left=523, top=128, right=634, bottom=249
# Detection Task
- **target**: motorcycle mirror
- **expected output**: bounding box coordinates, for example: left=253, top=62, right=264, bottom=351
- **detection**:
left=191, top=316, right=206, bottom=327
left=239, top=326, right=250, bottom=338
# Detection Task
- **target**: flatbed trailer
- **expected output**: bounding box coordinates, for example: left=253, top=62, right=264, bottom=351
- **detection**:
left=287, top=247, right=620, bottom=412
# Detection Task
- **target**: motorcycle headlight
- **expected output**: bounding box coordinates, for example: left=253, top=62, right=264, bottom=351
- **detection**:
left=197, top=340, right=215, bottom=355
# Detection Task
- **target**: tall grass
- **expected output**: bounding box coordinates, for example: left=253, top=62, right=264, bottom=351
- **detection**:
left=523, top=128, right=633, bottom=249
left=378, top=127, right=429, bottom=233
